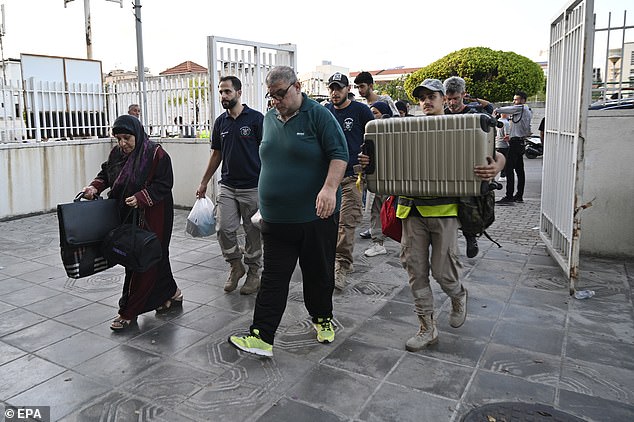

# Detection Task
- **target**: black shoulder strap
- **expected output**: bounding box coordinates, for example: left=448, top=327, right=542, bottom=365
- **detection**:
left=482, top=231, right=502, bottom=248
left=511, top=105, right=524, bottom=124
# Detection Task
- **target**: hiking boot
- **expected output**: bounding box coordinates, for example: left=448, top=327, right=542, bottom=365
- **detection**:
left=334, top=267, right=347, bottom=291
left=334, top=261, right=352, bottom=291
left=513, top=195, right=524, bottom=203
left=224, top=259, right=246, bottom=292
left=228, top=329, right=273, bottom=357
left=364, top=242, right=387, bottom=257
left=313, top=317, right=335, bottom=343
left=496, top=196, right=515, bottom=205
left=359, top=228, right=372, bottom=239
left=405, top=314, right=438, bottom=352
left=240, top=270, right=260, bottom=295
left=449, top=288, right=468, bottom=328
left=465, top=235, right=479, bottom=258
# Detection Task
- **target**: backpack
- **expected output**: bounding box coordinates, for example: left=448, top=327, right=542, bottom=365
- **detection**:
left=457, top=190, right=501, bottom=248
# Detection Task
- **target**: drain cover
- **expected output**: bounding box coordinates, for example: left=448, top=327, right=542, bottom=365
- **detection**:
left=462, top=402, right=587, bottom=422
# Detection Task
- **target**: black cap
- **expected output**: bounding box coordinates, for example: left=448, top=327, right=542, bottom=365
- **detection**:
left=328, top=72, right=349, bottom=88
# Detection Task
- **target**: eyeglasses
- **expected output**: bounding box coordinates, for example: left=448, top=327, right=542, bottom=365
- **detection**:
left=265, top=83, right=295, bottom=101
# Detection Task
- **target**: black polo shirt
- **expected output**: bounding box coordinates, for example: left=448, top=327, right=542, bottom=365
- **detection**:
left=211, top=104, right=264, bottom=189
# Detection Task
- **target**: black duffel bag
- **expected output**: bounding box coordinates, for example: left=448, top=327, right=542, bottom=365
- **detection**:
left=57, top=192, right=121, bottom=278
left=102, top=210, right=162, bottom=273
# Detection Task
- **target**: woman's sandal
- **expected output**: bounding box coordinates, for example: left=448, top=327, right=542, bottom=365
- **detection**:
left=110, top=316, right=136, bottom=331
left=155, top=290, right=183, bottom=314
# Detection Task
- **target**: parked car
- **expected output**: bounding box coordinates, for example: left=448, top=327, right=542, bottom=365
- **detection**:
left=589, top=98, right=634, bottom=110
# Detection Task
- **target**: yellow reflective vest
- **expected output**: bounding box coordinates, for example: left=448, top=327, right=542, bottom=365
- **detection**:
left=396, top=196, right=458, bottom=219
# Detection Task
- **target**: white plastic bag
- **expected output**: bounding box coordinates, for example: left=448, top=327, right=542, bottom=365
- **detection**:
left=186, top=197, right=216, bottom=237
left=251, top=209, right=263, bottom=230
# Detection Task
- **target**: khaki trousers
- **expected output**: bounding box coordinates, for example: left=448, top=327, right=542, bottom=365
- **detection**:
left=399, top=216, right=463, bottom=316
left=335, top=176, right=363, bottom=270
left=216, top=185, right=262, bottom=271
left=369, top=194, right=386, bottom=244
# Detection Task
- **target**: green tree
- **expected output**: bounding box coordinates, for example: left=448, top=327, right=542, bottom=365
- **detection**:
left=403, top=47, right=545, bottom=103
left=375, top=75, right=409, bottom=101
left=168, top=78, right=208, bottom=124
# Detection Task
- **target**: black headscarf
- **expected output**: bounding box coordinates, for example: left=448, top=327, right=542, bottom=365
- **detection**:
left=370, top=101, right=393, bottom=118
left=108, top=115, right=158, bottom=200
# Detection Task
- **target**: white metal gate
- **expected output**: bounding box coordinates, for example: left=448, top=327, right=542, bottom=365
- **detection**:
left=540, top=0, right=594, bottom=294
left=206, top=36, right=297, bottom=121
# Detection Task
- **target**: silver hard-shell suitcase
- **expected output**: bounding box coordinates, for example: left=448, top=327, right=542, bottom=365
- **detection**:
left=364, top=114, right=497, bottom=197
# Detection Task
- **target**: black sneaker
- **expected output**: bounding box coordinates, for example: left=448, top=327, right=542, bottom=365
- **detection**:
left=513, top=195, right=524, bottom=203
left=465, top=235, right=479, bottom=258
left=496, top=196, right=515, bottom=205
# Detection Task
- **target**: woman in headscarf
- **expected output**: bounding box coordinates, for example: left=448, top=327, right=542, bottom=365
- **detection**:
left=82, top=115, right=182, bottom=331
left=370, top=101, right=393, bottom=119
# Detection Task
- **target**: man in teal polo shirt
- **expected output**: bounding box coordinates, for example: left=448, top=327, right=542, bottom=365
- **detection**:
left=229, top=66, right=348, bottom=357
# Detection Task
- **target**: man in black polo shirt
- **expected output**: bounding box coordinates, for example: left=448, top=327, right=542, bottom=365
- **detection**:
left=196, top=76, right=264, bottom=295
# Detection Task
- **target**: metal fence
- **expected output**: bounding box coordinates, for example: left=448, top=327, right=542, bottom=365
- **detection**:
left=1, top=37, right=297, bottom=143
left=0, top=78, right=108, bottom=142
left=592, top=10, right=634, bottom=103
left=106, top=73, right=212, bottom=138
left=0, top=74, right=213, bottom=143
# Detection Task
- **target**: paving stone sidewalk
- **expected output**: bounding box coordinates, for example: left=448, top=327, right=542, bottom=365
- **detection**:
left=0, top=159, right=632, bottom=422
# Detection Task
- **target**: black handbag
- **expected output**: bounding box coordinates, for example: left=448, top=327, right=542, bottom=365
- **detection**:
left=102, top=210, right=162, bottom=273
left=57, top=192, right=121, bottom=278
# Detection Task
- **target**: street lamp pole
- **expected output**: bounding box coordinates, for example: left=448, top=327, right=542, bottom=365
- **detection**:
left=133, top=0, right=147, bottom=127
left=64, top=0, right=123, bottom=60
left=83, top=0, right=92, bottom=59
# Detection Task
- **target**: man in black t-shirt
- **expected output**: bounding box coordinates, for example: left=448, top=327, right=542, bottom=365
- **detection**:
left=325, top=72, right=375, bottom=291
left=444, top=76, right=493, bottom=115
left=443, top=76, right=493, bottom=258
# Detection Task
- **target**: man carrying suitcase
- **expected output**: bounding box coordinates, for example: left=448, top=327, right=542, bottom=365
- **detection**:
left=358, top=79, right=505, bottom=352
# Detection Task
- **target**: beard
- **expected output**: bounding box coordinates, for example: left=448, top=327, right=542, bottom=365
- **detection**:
left=222, top=98, right=238, bottom=109
left=331, top=96, right=347, bottom=108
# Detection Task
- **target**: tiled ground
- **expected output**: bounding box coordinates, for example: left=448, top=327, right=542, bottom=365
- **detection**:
left=1, top=158, right=632, bottom=422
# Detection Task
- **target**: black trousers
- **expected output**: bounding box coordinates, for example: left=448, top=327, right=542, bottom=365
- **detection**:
left=496, top=147, right=509, bottom=177
left=505, top=139, right=525, bottom=198
left=251, top=214, right=338, bottom=345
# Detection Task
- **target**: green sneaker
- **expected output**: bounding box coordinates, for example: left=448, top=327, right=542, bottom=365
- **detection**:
left=313, top=317, right=335, bottom=343
left=228, top=329, right=273, bottom=357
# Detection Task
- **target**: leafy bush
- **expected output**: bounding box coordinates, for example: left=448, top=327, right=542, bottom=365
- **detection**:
left=404, top=47, right=545, bottom=103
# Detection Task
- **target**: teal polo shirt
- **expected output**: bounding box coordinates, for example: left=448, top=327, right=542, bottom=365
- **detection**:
left=259, top=94, right=349, bottom=223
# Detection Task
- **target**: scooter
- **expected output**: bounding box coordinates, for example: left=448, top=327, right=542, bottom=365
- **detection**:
left=525, top=136, right=543, bottom=159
